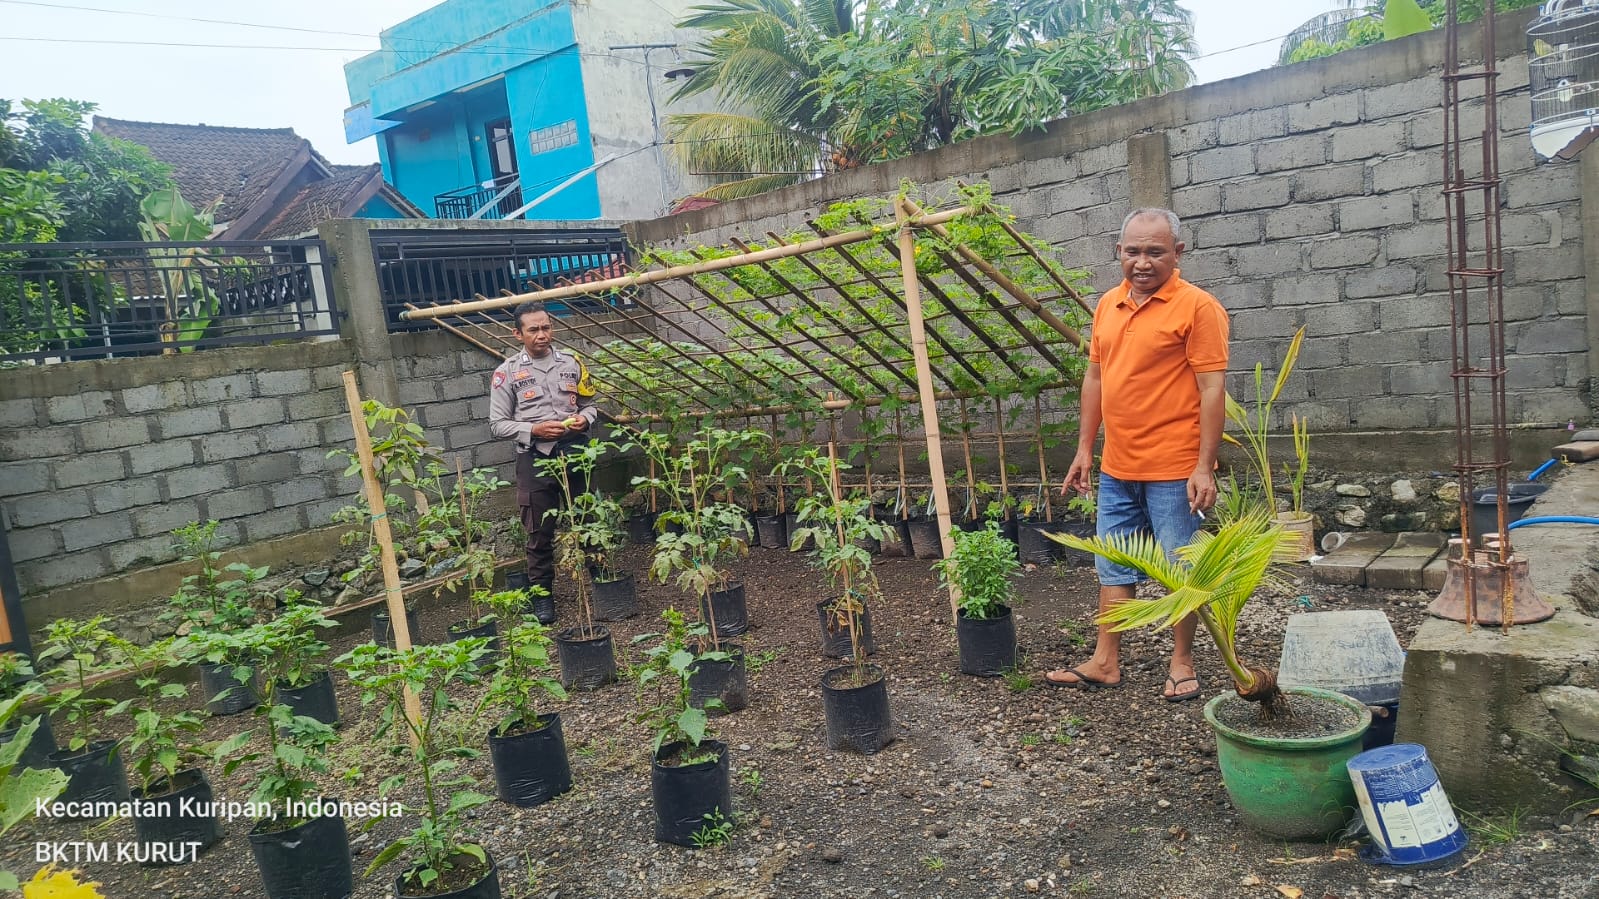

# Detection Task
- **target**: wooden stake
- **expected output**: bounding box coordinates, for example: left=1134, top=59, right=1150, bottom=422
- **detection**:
left=897, top=199, right=959, bottom=617
left=341, top=370, right=422, bottom=740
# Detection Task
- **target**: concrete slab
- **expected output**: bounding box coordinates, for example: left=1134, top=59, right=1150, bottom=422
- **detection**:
left=1422, top=553, right=1451, bottom=592
left=1309, top=532, right=1395, bottom=587
left=1365, top=531, right=1447, bottom=590
left=1550, top=440, right=1599, bottom=462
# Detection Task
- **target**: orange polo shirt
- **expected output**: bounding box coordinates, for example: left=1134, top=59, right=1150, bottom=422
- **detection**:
left=1088, top=271, right=1230, bottom=481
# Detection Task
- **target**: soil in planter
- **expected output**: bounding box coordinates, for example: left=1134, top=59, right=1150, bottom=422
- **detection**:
left=1212, top=691, right=1364, bottom=739
left=591, top=574, right=639, bottom=620
left=397, top=850, right=499, bottom=898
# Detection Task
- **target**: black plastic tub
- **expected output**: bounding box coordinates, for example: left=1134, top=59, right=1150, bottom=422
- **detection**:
left=687, top=646, right=747, bottom=715
left=372, top=608, right=422, bottom=650
left=817, top=598, right=875, bottom=659
left=956, top=605, right=1017, bottom=677
left=278, top=670, right=340, bottom=729
left=447, top=618, right=501, bottom=667
left=554, top=626, right=616, bottom=691
left=198, top=660, right=259, bottom=716
left=488, top=713, right=572, bottom=808
left=878, top=520, right=911, bottom=557
left=821, top=664, right=894, bottom=754
left=395, top=850, right=500, bottom=898
left=1469, top=483, right=1549, bottom=545
left=651, top=740, right=731, bottom=847
left=592, top=573, right=639, bottom=621
left=248, top=808, right=353, bottom=899
left=1016, top=520, right=1070, bottom=565
left=754, top=514, right=786, bottom=549
left=130, top=769, right=224, bottom=865
left=48, top=739, right=129, bottom=815
left=783, top=512, right=813, bottom=551
left=699, top=582, right=749, bottom=638
left=626, top=512, right=659, bottom=545
left=907, top=518, right=944, bottom=559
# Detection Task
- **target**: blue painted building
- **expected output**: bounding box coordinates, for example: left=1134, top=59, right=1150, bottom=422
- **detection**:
left=344, top=0, right=715, bottom=222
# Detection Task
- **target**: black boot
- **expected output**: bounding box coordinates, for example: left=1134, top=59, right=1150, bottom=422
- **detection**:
left=529, top=583, right=556, bottom=625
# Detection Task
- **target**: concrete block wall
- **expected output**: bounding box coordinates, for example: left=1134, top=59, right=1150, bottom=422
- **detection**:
left=390, top=330, right=517, bottom=476
left=632, top=6, right=1590, bottom=437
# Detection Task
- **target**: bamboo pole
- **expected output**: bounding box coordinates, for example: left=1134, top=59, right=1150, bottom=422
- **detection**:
left=1034, top=395, right=1053, bottom=523
left=958, top=401, right=977, bottom=522
left=340, top=370, right=422, bottom=740
left=400, top=207, right=975, bottom=320
left=897, top=199, right=959, bottom=617
left=993, top=396, right=1012, bottom=508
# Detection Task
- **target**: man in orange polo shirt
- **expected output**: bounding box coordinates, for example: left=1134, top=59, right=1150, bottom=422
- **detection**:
left=1045, top=208, right=1229, bottom=701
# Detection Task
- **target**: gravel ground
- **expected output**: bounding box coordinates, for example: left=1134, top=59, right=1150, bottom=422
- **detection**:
left=6, top=541, right=1597, bottom=899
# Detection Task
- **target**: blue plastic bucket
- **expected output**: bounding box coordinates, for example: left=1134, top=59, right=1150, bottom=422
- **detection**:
left=1347, top=743, right=1468, bottom=866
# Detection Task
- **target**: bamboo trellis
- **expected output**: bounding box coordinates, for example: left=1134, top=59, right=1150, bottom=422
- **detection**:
left=402, top=191, right=1095, bottom=578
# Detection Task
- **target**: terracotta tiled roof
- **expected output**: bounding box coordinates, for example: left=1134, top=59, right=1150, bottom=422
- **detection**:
left=256, top=164, right=382, bottom=239
left=92, top=117, right=309, bottom=224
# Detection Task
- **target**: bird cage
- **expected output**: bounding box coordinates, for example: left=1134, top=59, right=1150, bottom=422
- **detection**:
left=1529, top=0, right=1599, bottom=158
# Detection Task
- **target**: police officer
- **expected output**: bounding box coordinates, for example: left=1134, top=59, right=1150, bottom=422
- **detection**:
left=488, top=301, right=599, bottom=623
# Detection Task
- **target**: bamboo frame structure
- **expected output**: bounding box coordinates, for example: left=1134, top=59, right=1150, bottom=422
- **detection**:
left=399, top=192, right=1095, bottom=609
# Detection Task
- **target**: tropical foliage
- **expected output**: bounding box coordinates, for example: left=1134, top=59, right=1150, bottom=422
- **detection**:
left=1280, top=0, right=1542, bottom=65
left=1056, top=512, right=1294, bottom=716
left=668, top=0, right=1195, bottom=199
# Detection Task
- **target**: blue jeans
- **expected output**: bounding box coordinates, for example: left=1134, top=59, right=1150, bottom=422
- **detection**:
left=1095, top=475, right=1202, bottom=587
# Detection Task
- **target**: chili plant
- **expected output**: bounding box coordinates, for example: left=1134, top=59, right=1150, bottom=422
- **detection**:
left=106, top=636, right=208, bottom=796
left=534, top=440, right=622, bottom=635
left=935, top=523, right=1021, bottom=620
left=37, top=616, right=126, bottom=753
left=163, top=520, right=266, bottom=634
left=630, top=608, right=725, bottom=765
left=478, top=590, right=566, bottom=737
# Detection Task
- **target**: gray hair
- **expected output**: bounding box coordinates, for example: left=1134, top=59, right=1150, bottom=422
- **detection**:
left=1120, top=208, right=1182, bottom=243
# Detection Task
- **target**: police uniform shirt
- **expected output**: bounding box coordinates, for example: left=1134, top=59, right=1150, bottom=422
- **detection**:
left=487, top=348, right=598, bottom=455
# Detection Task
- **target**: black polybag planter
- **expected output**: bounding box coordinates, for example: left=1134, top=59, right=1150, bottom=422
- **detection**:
left=783, top=512, right=814, bottom=551
left=1015, top=520, right=1069, bottom=565
left=687, top=646, right=747, bottom=715
left=821, top=664, right=894, bottom=754
left=554, top=626, right=616, bottom=690
left=626, top=512, right=658, bottom=545
left=504, top=570, right=530, bottom=591
left=877, top=519, right=910, bottom=557
left=591, top=573, right=639, bottom=621
left=907, top=518, right=944, bottom=559
left=488, top=713, right=572, bottom=808
left=699, top=581, right=748, bottom=638
left=372, top=608, right=422, bottom=649
left=754, top=514, right=785, bottom=549
left=48, top=739, right=129, bottom=814
left=279, top=670, right=340, bottom=728
left=198, top=660, right=259, bottom=715
left=0, top=713, right=57, bottom=771
left=817, top=598, right=875, bottom=659
left=651, top=740, right=732, bottom=847
left=131, top=769, right=223, bottom=865
left=448, top=618, right=502, bottom=667
left=248, top=809, right=353, bottom=899
left=1000, top=517, right=1021, bottom=551
left=396, top=849, right=501, bottom=899
left=957, top=605, right=1017, bottom=677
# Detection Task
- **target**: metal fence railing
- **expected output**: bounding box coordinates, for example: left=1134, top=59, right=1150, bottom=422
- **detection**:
left=369, top=228, right=633, bottom=332
left=0, top=240, right=338, bottom=364
left=434, top=176, right=523, bottom=220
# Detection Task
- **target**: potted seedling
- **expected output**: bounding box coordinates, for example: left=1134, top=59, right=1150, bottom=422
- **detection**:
left=1225, top=327, right=1315, bottom=561
left=210, top=609, right=351, bottom=899
left=537, top=441, right=622, bottom=689
left=632, top=608, right=734, bottom=848
left=936, top=523, right=1023, bottom=677
left=478, top=589, right=571, bottom=808
left=1014, top=490, right=1068, bottom=565
left=0, top=652, right=56, bottom=771
left=782, top=448, right=895, bottom=753
left=635, top=427, right=765, bottom=644
left=109, top=635, right=223, bottom=864
left=341, top=640, right=501, bottom=898
left=1056, top=512, right=1371, bottom=840
left=264, top=602, right=343, bottom=728
left=164, top=520, right=267, bottom=715
left=37, top=617, right=130, bottom=814
left=427, top=466, right=508, bottom=653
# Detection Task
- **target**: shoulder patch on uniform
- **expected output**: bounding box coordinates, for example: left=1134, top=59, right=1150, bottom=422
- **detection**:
left=491, top=371, right=507, bottom=388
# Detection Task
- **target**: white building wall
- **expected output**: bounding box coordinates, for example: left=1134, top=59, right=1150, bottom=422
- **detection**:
left=570, top=0, right=722, bottom=220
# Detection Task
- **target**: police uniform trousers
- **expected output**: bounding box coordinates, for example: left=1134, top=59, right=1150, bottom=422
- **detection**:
left=515, top=445, right=589, bottom=596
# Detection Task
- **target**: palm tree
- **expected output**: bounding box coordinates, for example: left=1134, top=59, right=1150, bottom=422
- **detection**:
left=1054, top=512, right=1295, bottom=718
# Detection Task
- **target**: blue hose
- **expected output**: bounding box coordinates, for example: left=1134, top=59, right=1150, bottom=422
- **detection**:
left=1506, top=515, right=1599, bottom=531
left=1528, top=459, right=1559, bottom=481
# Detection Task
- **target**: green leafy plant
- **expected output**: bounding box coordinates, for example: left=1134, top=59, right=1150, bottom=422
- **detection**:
left=690, top=810, right=734, bottom=849
left=478, top=589, right=567, bottom=737
left=1057, top=512, right=1293, bottom=717
left=326, top=400, right=441, bottom=595
left=534, top=440, right=624, bottom=635
left=164, top=520, right=266, bottom=634
left=1002, top=666, right=1033, bottom=694
left=631, top=608, right=725, bottom=765
left=339, top=640, right=495, bottom=892
left=1223, top=327, right=1305, bottom=518
left=739, top=767, right=763, bottom=800
left=37, top=616, right=126, bottom=753
left=936, top=522, right=1021, bottom=620
left=107, top=636, right=207, bottom=796
left=0, top=688, right=70, bottom=890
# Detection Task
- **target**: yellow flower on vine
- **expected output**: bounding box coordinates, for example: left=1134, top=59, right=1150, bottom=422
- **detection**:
left=23, top=866, right=104, bottom=899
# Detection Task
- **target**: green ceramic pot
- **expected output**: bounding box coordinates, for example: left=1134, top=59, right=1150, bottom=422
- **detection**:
left=1203, top=686, right=1371, bottom=841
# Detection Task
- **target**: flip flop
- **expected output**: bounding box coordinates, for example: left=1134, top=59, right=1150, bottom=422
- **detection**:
left=1044, top=665, right=1123, bottom=690
left=1163, top=675, right=1202, bottom=703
